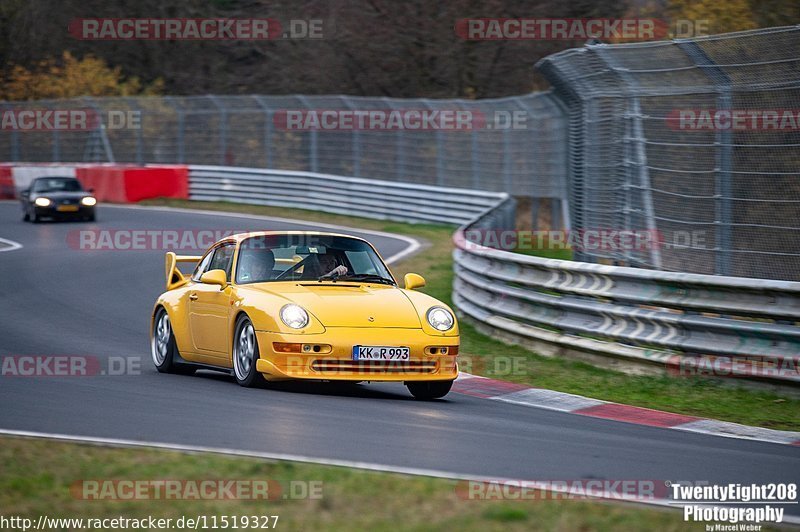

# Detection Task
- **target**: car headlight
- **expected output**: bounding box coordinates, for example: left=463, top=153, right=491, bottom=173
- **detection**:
left=280, top=304, right=309, bottom=329
left=81, top=196, right=97, bottom=206
left=427, top=306, right=454, bottom=331
left=34, top=197, right=51, bottom=207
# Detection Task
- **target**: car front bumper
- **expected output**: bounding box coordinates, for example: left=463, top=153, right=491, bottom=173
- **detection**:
left=255, top=327, right=459, bottom=382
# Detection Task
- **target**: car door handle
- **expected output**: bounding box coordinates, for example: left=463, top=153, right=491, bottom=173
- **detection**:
left=189, top=293, right=198, bottom=301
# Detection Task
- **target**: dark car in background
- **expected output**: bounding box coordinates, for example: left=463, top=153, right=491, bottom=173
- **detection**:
left=20, top=176, right=97, bottom=223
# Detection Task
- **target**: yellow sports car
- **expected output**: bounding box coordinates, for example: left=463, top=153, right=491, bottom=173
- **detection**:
left=150, top=231, right=459, bottom=399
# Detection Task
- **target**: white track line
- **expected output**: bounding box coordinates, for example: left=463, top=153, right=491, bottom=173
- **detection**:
left=0, top=236, right=23, bottom=253
left=9, top=428, right=794, bottom=523
left=101, top=204, right=422, bottom=265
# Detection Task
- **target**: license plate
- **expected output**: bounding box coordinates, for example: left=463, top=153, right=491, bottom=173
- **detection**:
left=352, top=345, right=410, bottom=361
left=57, top=205, right=79, bottom=212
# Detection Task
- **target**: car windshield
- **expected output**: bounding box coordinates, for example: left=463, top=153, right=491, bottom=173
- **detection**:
left=236, top=234, right=395, bottom=285
left=32, top=178, right=83, bottom=193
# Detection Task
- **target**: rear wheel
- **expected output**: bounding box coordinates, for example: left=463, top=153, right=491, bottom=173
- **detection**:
left=406, top=380, right=453, bottom=400
left=233, top=315, right=264, bottom=388
left=151, top=307, right=195, bottom=375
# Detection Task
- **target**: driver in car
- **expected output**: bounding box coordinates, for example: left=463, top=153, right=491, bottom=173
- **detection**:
left=238, top=248, right=275, bottom=283
left=318, top=253, right=348, bottom=278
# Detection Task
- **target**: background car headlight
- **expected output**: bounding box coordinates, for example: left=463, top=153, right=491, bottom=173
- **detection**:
left=80, top=196, right=97, bottom=206
left=280, top=304, right=309, bottom=329
left=34, top=197, right=51, bottom=207
left=427, top=306, right=454, bottom=331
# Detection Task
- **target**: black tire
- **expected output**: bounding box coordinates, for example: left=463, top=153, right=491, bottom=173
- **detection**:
left=86, top=212, right=96, bottom=222
left=30, top=209, right=39, bottom=223
left=232, top=314, right=265, bottom=388
left=22, top=209, right=29, bottom=222
left=406, top=380, right=453, bottom=400
left=151, top=307, right=195, bottom=375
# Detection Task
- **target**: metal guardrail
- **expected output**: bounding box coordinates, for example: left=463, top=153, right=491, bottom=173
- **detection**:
left=453, top=201, right=800, bottom=386
left=188, top=165, right=512, bottom=226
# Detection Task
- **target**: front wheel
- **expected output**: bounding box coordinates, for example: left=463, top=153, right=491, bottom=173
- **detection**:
left=151, top=307, right=195, bottom=375
left=406, top=380, right=453, bottom=400
left=233, top=315, right=265, bottom=388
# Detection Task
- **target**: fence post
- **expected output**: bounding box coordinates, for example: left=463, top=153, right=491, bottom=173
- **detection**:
left=208, top=96, right=227, bottom=166
left=676, top=40, right=733, bottom=276
left=593, top=45, right=662, bottom=269
left=341, top=96, right=360, bottom=176
left=536, top=56, right=587, bottom=262
left=254, top=96, right=272, bottom=168
left=164, top=97, right=185, bottom=164
left=296, top=95, right=318, bottom=173
left=126, top=97, right=144, bottom=164
left=421, top=100, right=443, bottom=186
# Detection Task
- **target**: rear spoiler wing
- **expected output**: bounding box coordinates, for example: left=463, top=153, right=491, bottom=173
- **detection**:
left=165, top=252, right=202, bottom=290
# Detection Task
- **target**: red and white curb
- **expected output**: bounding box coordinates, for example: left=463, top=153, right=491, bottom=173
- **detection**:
left=453, top=373, right=800, bottom=446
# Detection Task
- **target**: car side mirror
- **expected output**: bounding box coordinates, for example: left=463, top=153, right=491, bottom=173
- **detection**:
left=20, top=189, right=29, bottom=198
left=200, top=269, right=228, bottom=289
left=87, top=188, right=94, bottom=193
left=404, top=273, right=426, bottom=290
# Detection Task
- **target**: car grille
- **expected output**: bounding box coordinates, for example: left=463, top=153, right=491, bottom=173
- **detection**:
left=57, top=198, right=79, bottom=206
left=311, top=359, right=437, bottom=374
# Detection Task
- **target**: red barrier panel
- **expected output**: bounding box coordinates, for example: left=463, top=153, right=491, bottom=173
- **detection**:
left=123, top=165, right=189, bottom=202
left=0, top=166, right=15, bottom=199
left=75, top=165, right=188, bottom=203
left=76, top=166, right=126, bottom=202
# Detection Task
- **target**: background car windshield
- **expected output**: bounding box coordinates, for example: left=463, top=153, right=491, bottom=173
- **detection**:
left=32, top=178, right=83, bottom=193
left=236, top=235, right=393, bottom=284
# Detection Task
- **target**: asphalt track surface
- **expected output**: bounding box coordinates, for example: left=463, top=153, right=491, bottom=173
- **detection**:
left=0, top=202, right=798, bottom=515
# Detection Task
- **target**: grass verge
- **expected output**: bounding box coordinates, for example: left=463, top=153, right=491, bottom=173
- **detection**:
left=140, top=199, right=800, bottom=431
left=0, top=436, right=695, bottom=531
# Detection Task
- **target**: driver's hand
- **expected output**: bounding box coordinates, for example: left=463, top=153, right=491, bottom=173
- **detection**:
left=330, top=265, right=347, bottom=277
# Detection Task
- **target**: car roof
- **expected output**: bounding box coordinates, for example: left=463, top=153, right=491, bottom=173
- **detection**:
left=221, top=231, right=371, bottom=245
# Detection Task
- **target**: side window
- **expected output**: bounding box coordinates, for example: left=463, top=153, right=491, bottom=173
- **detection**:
left=208, top=244, right=235, bottom=281
left=191, top=251, right=214, bottom=282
